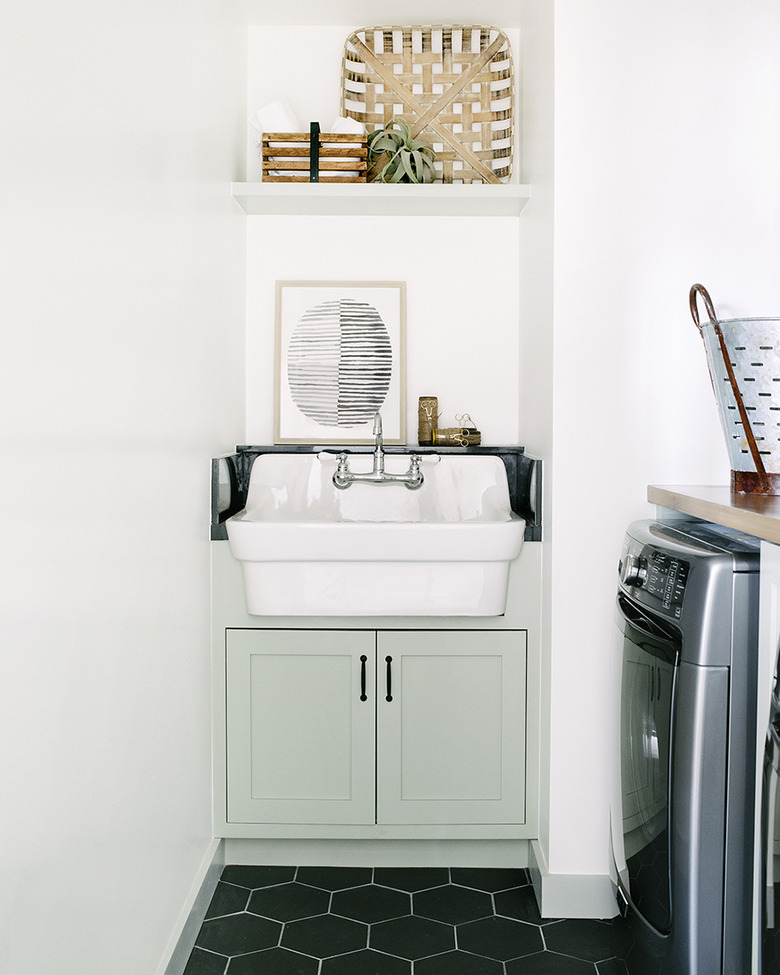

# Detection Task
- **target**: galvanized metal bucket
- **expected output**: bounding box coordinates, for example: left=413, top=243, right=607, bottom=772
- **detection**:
left=691, top=284, right=780, bottom=495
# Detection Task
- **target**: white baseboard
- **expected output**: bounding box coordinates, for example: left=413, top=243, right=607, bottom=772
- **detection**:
left=223, top=837, right=530, bottom=868
left=156, top=838, right=225, bottom=975
left=529, top=840, right=617, bottom=919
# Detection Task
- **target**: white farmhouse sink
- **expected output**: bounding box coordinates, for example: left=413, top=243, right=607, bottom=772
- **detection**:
left=226, top=452, right=525, bottom=616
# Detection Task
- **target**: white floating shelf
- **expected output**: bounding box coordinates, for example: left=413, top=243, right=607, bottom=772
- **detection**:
left=230, top=182, right=531, bottom=217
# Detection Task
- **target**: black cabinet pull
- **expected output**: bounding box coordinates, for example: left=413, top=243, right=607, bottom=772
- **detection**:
left=385, top=655, right=393, bottom=702
left=309, top=121, right=320, bottom=182
left=360, top=655, right=368, bottom=702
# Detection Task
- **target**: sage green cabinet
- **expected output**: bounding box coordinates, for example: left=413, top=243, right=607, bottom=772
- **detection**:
left=225, top=628, right=527, bottom=827
left=226, top=629, right=375, bottom=825
left=376, top=630, right=526, bottom=825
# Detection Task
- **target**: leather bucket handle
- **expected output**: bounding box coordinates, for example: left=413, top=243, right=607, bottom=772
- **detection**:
left=689, top=282, right=718, bottom=329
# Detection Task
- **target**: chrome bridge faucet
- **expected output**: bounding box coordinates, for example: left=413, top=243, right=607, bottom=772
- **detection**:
left=333, top=413, right=424, bottom=490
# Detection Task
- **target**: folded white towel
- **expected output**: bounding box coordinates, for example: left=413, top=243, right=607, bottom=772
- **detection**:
left=248, top=98, right=302, bottom=137
left=329, top=116, right=366, bottom=135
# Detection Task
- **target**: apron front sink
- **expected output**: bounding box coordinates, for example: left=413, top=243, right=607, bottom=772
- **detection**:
left=226, top=452, right=525, bottom=616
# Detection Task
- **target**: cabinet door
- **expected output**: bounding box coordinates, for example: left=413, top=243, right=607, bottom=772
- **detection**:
left=226, top=629, right=376, bottom=824
left=376, top=630, right=526, bottom=825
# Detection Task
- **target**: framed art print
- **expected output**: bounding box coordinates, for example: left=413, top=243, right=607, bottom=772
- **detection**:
left=274, top=281, right=406, bottom=444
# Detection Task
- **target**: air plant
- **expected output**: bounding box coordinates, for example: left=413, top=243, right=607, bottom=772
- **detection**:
left=367, top=116, right=436, bottom=184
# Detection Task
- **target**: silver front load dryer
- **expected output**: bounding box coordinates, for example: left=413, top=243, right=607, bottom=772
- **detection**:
left=611, top=519, right=760, bottom=975
left=764, top=701, right=780, bottom=971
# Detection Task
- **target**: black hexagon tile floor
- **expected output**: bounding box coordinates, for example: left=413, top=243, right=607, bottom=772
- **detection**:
left=184, top=866, right=630, bottom=975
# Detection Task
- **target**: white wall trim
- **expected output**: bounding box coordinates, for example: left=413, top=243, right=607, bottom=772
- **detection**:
left=529, top=840, right=617, bottom=919
left=156, top=838, right=225, bottom=975
left=223, top=837, right=530, bottom=868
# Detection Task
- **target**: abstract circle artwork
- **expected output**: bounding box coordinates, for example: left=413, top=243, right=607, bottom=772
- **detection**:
left=287, top=298, right=393, bottom=428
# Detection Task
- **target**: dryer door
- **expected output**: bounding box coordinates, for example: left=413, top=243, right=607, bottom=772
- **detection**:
left=763, top=666, right=780, bottom=975
left=616, top=592, right=681, bottom=935
left=763, top=722, right=780, bottom=972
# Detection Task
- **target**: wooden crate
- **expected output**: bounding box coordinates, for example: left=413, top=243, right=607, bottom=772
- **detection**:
left=341, top=25, right=515, bottom=184
left=261, top=132, right=368, bottom=183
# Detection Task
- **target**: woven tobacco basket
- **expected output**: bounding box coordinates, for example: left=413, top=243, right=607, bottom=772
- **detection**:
left=341, top=25, right=515, bottom=184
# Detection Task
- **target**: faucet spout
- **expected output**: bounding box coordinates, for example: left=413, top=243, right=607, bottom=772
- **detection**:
left=372, top=412, right=385, bottom=473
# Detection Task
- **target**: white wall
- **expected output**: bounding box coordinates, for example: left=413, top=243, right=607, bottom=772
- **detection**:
left=548, top=0, right=780, bottom=885
left=245, top=216, right=521, bottom=445
left=244, top=27, right=523, bottom=446
left=0, top=2, right=246, bottom=973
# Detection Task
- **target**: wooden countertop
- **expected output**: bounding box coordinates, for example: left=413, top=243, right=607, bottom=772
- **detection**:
left=648, top=485, right=780, bottom=545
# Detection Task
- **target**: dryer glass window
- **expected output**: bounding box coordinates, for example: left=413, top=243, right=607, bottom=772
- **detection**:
left=617, top=593, right=680, bottom=935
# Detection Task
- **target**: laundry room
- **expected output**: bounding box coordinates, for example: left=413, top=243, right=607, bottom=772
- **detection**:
left=1, top=1, right=779, bottom=974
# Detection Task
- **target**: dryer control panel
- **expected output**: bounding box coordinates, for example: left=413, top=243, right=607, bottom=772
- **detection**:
left=619, top=549, right=690, bottom=619
left=645, top=551, right=689, bottom=618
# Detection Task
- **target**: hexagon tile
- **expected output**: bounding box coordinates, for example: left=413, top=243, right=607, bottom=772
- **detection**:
left=184, top=866, right=630, bottom=975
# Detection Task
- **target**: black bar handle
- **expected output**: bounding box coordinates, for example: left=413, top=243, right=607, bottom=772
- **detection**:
left=310, top=121, right=320, bottom=182
left=385, top=655, right=393, bottom=702
left=360, top=655, right=368, bottom=702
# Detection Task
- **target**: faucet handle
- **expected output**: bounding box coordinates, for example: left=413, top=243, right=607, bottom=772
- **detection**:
left=333, top=452, right=351, bottom=490
left=406, top=453, right=424, bottom=490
